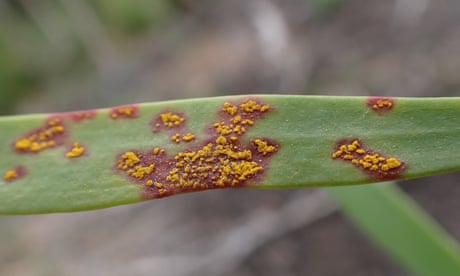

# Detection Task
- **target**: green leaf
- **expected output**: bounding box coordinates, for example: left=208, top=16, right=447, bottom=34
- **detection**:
left=329, top=183, right=460, bottom=276
left=1, top=95, right=460, bottom=214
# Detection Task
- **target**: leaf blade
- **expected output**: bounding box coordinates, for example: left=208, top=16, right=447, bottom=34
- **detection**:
left=1, top=95, right=460, bottom=213
left=329, top=183, right=460, bottom=276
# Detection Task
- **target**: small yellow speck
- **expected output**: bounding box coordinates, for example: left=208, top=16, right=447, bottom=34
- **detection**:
left=171, top=133, right=181, bottom=143
left=3, top=170, right=18, bottom=181
left=160, top=112, right=185, bottom=128
left=66, top=142, right=85, bottom=158
left=254, top=139, right=276, bottom=155
left=182, top=133, right=196, bottom=142
left=216, top=136, right=227, bottom=145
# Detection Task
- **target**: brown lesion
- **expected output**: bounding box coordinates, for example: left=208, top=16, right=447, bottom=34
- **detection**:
left=67, top=110, right=97, bottom=122
left=367, top=97, right=395, bottom=114
left=116, top=98, right=279, bottom=199
left=110, top=105, right=139, bottom=120
left=151, top=110, right=197, bottom=144
left=12, top=116, right=67, bottom=154
left=332, top=138, right=406, bottom=180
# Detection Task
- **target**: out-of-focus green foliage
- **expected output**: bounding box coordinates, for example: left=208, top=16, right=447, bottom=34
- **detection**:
left=330, top=183, right=460, bottom=276
left=91, top=0, right=176, bottom=34
left=313, top=0, right=345, bottom=14
left=0, top=32, right=33, bottom=115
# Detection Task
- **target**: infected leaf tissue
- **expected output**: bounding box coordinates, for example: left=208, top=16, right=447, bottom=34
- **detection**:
left=332, top=139, right=406, bottom=180
left=116, top=99, right=279, bottom=199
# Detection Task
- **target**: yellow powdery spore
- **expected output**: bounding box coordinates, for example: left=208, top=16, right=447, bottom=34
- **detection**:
left=160, top=112, right=185, bottom=128
left=332, top=139, right=403, bottom=175
left=3, top=169, right=18, bottom=181
left=171, top=133, right=181, bottom=143
left=66, top=142, right=85, bottom=158
left=373, top=99, right=393, bottom=110
left=164, top=99, right=275, bottom=191
left=118, top=99, right=278, bottom=198
left=182, top=133, right=196, bottom=142
left=117, top=151, right=141, bottom=170
left=170, top=133, right=196, bottom=144
left=14, top=118, right=64, bottom=153
left=152, top=147, right=165, bottom=155
left=254, top=139, right=276, bottom=155
left=111, top=106, right=137, bottom=119
left=240, top=100, right=270, bottom=113
left=117, top=151, right=155, bottom=180
left=215, top=100, right=269, bottom=137
left=128, top=164, right=155, bottom=179
left=166, top=142, right=263, bottom=189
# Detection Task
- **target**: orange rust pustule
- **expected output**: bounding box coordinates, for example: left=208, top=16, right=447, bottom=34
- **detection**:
left=151, top=110, right=187, bottom=133
left=3, top=166, right=27, bottom=183
left=367, top=97, right=395, bottom=114
left=116, top=98, right=279, bottom=199
left=110, top=105, right=139, bottom=120
left=65, top=142, right=87, bottom=158
left=332, top=138, right=406, bottom=180
left=151, top=110, right=197, bottom=144
left=141, top=137, right=278, bottom=199
left=12, top=116, right=68, bottom=154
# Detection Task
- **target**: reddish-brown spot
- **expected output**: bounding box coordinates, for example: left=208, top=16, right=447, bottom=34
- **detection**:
left=332, top=138, right=406, bottom=181
left=110, top=105, right=139, bottom=120
left=66, top=110, right=97, bottom=122
left=12, top=116, right=68, bottom=154
left=116, top=98, right=278, bottom=199
left=151, top=111, right=198, bottom=144
left=367, top=97, right=395, bottom=114
left=3, top=166, right=27, bottom=183
left=151, top=110, right=187, bottom=133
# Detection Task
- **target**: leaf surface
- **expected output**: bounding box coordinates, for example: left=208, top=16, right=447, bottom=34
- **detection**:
left=1, top=95, right=459, bottom=214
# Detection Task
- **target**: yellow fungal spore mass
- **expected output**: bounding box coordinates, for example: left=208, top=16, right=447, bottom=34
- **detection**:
left=332, top=139, right=404, bottom=178
left=66, top=142, right=85, bottom=158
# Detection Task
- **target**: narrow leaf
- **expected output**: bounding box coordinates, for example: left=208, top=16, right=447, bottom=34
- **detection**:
left=329, top=183, right=460, bottom=276
left=1, top=95, right=459, bottom=214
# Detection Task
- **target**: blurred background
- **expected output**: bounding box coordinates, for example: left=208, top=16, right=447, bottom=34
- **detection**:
left=1, top=0, right=460, bottom=275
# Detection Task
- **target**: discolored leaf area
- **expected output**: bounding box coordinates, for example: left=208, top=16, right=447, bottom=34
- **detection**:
left=1, top=95, right=460, bottom=214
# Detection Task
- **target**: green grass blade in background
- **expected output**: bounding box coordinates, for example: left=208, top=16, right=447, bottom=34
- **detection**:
left=2, top=95, right=460, bottom=213
left=329, top=183, right=460, bottom=276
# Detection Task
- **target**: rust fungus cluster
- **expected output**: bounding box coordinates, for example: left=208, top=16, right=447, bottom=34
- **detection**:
left=332, top=139, right=405, bottom=180
left=13, top=117, right=66, bottom=153
left=367, top=97, right=395, bottom=114
left=116, top=99, right=279, bottom=198
left=3, top=166, right=26, bottom=183
left=65, top=142, right=86, bottom=158
left=152, top=111, right=196, bottom=144
left=7, top=111, right=96, bottom=183
left=110, top=105, right=138, bottom=120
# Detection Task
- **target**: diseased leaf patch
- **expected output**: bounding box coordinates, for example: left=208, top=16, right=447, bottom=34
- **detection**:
left=68, top=111, right=97, bottom=122
left=13, top=117, right=67, bottom=154
left=3, top=166, right=27, bottom=183
left=151, top=111, right=196, bottom=144
left=110, top=105, right=139, bottom=120
left=8, top=111, right=97, bottom=183
left=367, top=97, right=395, bottom=114
left=116, top=99, right=279, bottom=199
left=332, top=139, right=406, bottom=180
left=65, top=142, right=87, bottom=158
